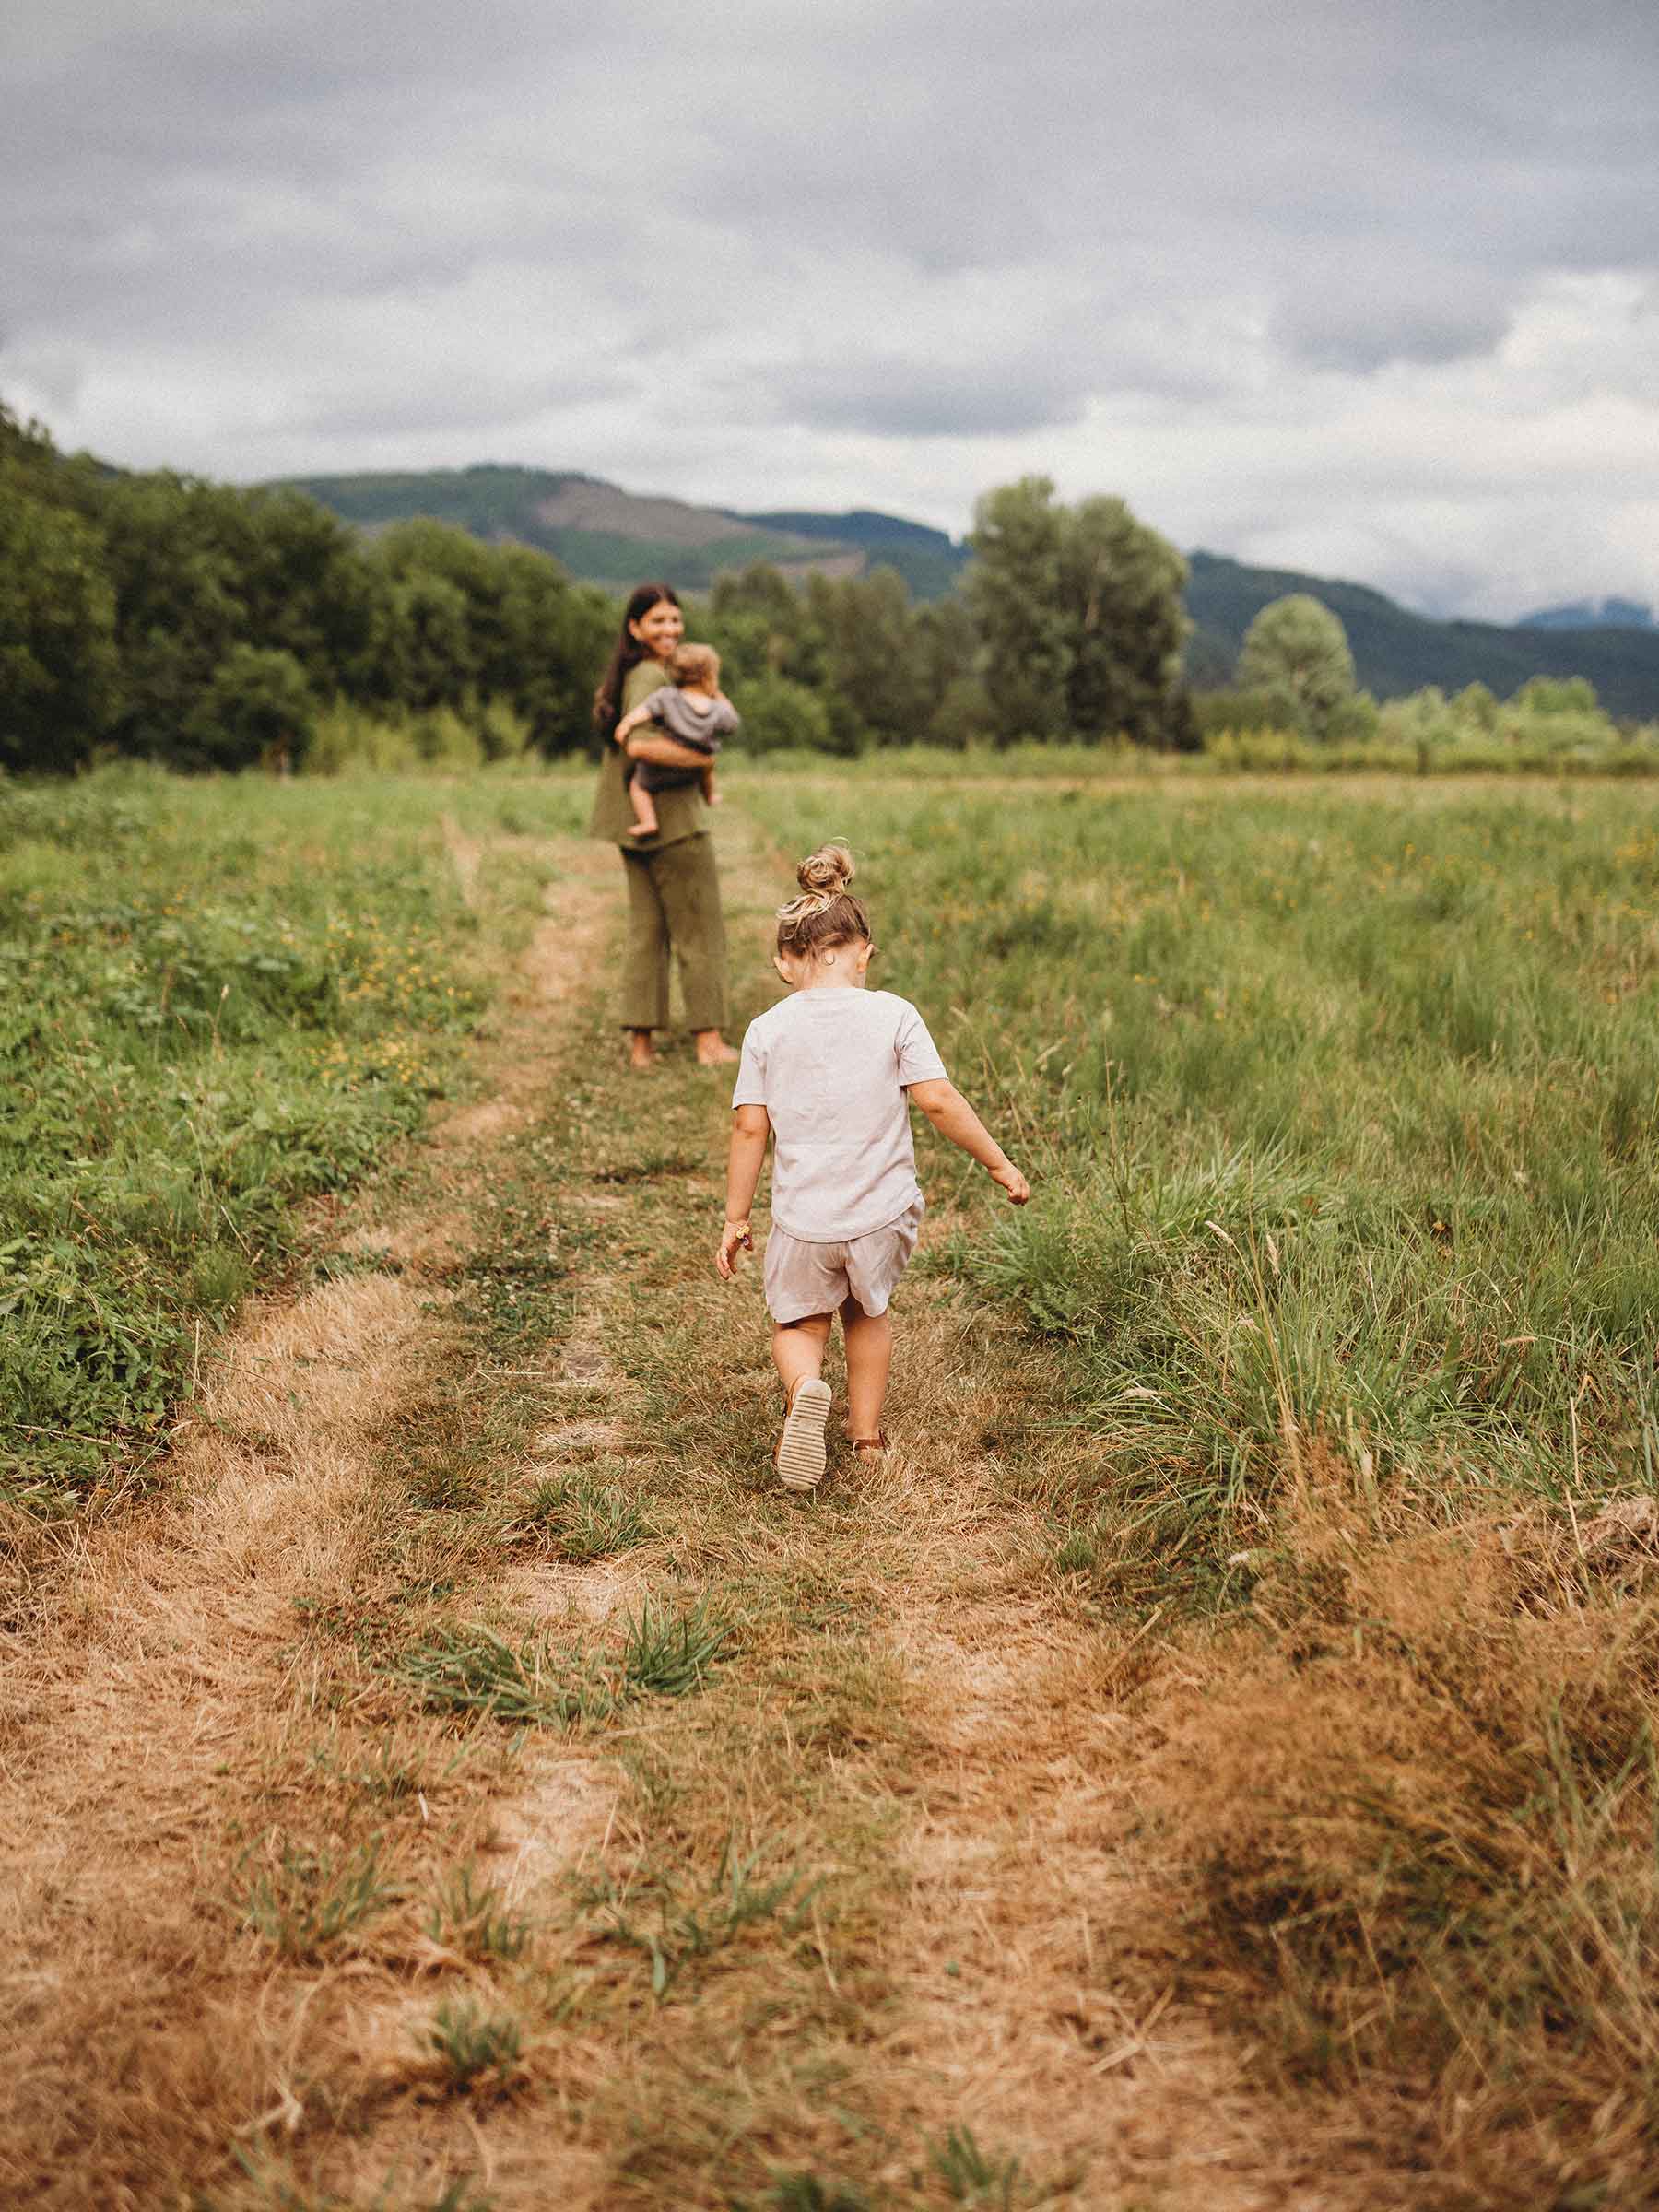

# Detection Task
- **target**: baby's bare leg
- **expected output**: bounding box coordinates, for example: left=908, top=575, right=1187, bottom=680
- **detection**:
left=628, top=779, right=659, bottom=836
left=840, top=1296, right=892, bottom=1441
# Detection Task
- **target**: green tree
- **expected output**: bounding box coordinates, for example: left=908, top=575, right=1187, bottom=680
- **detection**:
left=1514, top=674, right=1598, bottom=717
left=912, top=595, right=988, bottom=747
left=1060, top=495, right=1191, bottom=746
left=185, top=644, right=316, bottom=771
left=0, top=477, right=120, bottom=771
left=709, top=562, right=825, bottom=689
left=966, top=477, right=1071, bottom=742
left=1238, top=594, right=1358, bottom=740
left=806, top=567, right=932, bottom=748
left=730, top=672, right=836, bottom=755
left=967, top=477, right=1191, bottom=746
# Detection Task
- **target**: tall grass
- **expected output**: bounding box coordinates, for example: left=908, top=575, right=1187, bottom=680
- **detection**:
left=744, top=775, right=1659, bottom=1568
left=740, top=770, right=1659, bottom=2194
left=0, top=765, right=583, bottom=1512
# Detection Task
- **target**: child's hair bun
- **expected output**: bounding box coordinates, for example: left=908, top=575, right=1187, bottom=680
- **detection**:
left=797, top=842, right=854, bottom=897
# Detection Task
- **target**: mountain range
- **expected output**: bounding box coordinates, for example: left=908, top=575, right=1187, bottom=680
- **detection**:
left=268, top=464, right=1659, bottom=717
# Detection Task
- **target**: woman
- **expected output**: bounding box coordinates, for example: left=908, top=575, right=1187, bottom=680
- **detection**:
left=590, top=582, right=737, bottom=1068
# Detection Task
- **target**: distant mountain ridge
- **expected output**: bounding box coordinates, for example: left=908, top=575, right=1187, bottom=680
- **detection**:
left=265, top=463, right=1659, bottom=717
left=1182, top=554, right=1659, bottom=718
left=1519, top=597, right=1655, bottom=632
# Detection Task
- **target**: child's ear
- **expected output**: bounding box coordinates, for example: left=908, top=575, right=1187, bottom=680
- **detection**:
left=772, top=953, right=792, bottom=982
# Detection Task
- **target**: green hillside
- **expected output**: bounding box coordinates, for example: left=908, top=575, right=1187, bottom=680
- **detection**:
left=735, top=508, right=969, bottom=600
left=269, top=465, right=852, bottom=593
left=1186, top=552, right=1659, bottom=718
left=265, top=464, right=1659, bottom=716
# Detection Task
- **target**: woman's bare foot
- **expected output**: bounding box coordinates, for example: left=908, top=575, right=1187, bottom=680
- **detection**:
left=627, top=1030, right=656, bottom=1070
left=694, top=1030, right=739, bottom=1066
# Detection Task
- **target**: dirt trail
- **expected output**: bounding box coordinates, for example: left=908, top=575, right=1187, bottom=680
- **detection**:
left=0, top=832, right=620, bottom=2208
left=0, top=803, right=1397, bottom=2210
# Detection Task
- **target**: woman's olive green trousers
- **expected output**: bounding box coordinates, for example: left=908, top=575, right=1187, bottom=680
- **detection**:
left=618, top=833, right=728, bottom=1033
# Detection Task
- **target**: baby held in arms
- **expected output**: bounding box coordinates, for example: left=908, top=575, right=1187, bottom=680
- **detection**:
left=611, top=641, right=738, bottom=841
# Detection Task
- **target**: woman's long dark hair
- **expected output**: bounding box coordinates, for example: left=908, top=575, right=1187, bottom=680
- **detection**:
left=592, top=582, right=682, bottom=739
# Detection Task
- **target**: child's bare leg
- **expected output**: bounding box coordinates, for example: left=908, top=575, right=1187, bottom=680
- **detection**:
left=841, top=1296, right=892, bottom=1442
left=771, top=1314, right=834, bottom=1488
left=627, top=780, right=659, bottom=838
left=772, top=1313, right=832, bottom=1404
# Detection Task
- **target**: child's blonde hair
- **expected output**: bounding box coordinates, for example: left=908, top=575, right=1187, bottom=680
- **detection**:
left=775, top=842, right=871, bottom=959
left=670, top=641, right=721, bottom=689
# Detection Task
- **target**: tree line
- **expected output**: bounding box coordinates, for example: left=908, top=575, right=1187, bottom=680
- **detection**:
left=1, top=406, right=618, bottom=774
left=5, top=401, right=1619, bottom=777
left=3, top=406, right=1209, bottom=773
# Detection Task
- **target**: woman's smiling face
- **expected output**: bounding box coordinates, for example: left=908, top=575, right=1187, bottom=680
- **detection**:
left=629, top=597, right=684, bottom=660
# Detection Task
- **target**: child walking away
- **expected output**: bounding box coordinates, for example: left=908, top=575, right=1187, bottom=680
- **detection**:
left=717, top=843, right=1030, bottom=1490
left=611, top=641, right=736, bottom=841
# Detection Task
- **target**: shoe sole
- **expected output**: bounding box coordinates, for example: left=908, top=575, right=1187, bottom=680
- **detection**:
left=775, top=1379, right=832, bottom=1491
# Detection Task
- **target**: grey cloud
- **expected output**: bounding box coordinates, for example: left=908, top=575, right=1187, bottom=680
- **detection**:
left=300, top=367, right=631, bottom=440
left=3, top=0, right=1657, bottom=612
left=769, top=358, right=1090, bottom=441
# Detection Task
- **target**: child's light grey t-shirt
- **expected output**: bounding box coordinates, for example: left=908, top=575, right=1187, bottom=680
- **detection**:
left=732, top=987, right=947, bottom=1242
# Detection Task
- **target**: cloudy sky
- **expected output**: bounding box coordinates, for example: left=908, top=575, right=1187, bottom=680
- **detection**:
left=5, top=0, right=1657, bottom=618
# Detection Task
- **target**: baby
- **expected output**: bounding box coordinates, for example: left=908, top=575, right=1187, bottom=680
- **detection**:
left=611, top=641, right=738, bottom=840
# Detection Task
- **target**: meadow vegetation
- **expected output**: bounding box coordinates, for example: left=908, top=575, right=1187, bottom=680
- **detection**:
left=0, top=766, right=582, bottom=1512
left=4, top=763, right=1658, bottom=2207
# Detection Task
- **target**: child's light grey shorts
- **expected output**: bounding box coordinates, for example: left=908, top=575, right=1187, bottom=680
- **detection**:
left=763, top=1198, right=924, bottom=1324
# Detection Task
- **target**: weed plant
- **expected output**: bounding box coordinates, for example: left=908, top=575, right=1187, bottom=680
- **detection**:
left=392, top=1624, right=609, bottom=1726
left=422, top=1996, right=525, bottom=2092
left=427, top=1864, right=533, bottom=1961
left=0, top=765, right=583, bottom=1512
left=507, top=1471, right=652, bottom=1559
left=578, top=1835, right=821, bottom=1998
left=240, top=1837, right=394, bottom=1960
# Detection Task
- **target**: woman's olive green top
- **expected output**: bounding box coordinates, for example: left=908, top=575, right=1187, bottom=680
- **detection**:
left=588, top=659, right=711, bottom=849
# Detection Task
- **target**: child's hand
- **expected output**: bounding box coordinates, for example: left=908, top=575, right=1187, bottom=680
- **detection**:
left=991, top=1161, right=1030, bottom=1206
left=710, top=791, right=724, bottom=806
left=716, top=1220, right=754, bottom=1277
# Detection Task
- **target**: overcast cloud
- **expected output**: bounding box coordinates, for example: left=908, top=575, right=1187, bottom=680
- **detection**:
left=4, top=0, right=1656, bottom=617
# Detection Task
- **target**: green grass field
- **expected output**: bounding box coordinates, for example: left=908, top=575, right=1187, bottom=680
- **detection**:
left=6, top=761, right=1659, bottom=2207
left=0, top=768, right=586, bottom=1511
left=742, top=772, right=1659, bottom=1582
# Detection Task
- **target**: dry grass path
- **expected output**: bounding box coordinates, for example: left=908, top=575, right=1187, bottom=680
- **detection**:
left=0, top=803, right=1412, bottom=2211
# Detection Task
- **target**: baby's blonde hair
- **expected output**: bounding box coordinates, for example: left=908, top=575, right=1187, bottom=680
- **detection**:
left=670, top=641, right=720, bottom=688
left=775, top=842, right=871, bottom=959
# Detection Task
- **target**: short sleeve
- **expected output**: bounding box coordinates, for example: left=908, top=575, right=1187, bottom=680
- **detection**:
left=641, top=688, right=673, bottom=723
left=894, top=1001, right=947, bottom=1087
left=712, top=700, right=740, bottom=737
left=732, top=1021, right=769, bottom=1110
left=620, top=661, right=668, bottom=715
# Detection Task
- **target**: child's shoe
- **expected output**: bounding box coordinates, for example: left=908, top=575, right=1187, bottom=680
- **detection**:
left=774, top=1377, right=832, bottom=1492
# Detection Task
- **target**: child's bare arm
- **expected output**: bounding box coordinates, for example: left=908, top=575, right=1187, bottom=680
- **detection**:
left=718, top=1104, right=771, bottom=1274
left=612, top=701, right=650, bottom=747
left=906, top=1079, right=1030, bottom=1204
